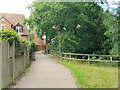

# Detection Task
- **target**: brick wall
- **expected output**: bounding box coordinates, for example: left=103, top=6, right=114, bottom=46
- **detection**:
left=31, top=31, right=45, bottom=51
left=0, top=17, right=12, bottom=30
left=21, top=36, right=28, bottom=41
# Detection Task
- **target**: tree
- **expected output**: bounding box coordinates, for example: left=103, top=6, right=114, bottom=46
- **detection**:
left=102, top=10, right=119, bottom=55
left=27, top=2, right=108, bottom=54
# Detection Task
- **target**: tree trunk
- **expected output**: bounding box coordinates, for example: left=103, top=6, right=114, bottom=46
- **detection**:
left=59, top=31, right=61, bottom=56
left=57, top=3, right=61, bottom=56
left=45, top=34, right=48, bottom=54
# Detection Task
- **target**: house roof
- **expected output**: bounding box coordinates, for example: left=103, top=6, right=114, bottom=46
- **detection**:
left=0, top=13, right=28, bottom=35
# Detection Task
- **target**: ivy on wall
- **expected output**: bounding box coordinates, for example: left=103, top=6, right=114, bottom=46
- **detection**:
left=0, top=29, right=31, bottom=47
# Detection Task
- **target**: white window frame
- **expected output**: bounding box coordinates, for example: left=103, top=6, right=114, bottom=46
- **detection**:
left=1, top=25, right=5, bottom=30
left=16, top=27, right=23, bottom=34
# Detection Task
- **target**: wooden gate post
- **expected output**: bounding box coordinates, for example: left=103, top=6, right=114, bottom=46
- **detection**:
left=0, top=39, right=2, bottom=90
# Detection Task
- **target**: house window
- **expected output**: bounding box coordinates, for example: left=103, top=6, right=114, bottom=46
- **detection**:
left=1, top=25, right=5, bottom=30
left=16, top=27, right=23, bottom=34
left=2, top=19, right=4, bottom=22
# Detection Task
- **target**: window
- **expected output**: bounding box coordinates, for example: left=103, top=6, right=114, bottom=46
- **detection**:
left=16, top=27, right=23, bottom=34
left=2, top=19, right=4, bottom=22
left=1, top=25, right=5, bottom=30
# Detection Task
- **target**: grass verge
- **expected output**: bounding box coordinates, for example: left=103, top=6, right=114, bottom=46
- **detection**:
left=48, top=54, right=118, bottom=88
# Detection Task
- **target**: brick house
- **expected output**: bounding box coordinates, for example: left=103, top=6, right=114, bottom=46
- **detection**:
left=0, top=13, right=28, bottom=40
left=31, top=30, right=46, bottom=51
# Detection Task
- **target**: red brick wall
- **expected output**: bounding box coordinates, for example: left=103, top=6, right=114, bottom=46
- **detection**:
left=0, top=17, right=12, bottom=30
left=31, top=31, right=45, bottom=50
left=21, top=36, right=28, bottom=41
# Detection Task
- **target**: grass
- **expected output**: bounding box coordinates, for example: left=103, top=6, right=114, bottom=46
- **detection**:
left=48, top=54, right=118, bottom=88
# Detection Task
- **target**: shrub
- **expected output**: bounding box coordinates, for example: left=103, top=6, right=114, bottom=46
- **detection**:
left=29, top=42, right=35, bottom=61
left=91, top=56, right=97, bottom=60
left=0, top=30, right=2, bottom=38
left=1, top=29, right=19, bottom=45
left=82, top=56, right=85, bottom=59
left=1, top=29, right=31, bottom=47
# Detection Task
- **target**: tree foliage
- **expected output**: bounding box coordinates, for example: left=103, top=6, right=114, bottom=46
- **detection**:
left=102, top=11, right=119, bottom=55
left=26, top=2, right=118, bottom=55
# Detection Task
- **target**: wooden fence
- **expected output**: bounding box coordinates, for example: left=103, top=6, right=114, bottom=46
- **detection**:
left=0, top=40, right=29, bottom=88
left=50, top=50, right=120, bottom=65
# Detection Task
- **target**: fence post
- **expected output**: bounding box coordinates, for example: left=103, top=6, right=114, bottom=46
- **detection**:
left=12, top=41, right=15, bottom=84
left=69, top=54, right=71, bottom=64
left=23, top=46, right=26, bottom=73
left=110, top=56, right=112, bottom=66
left=65, top=54, right=66, bottom=58
left=0, top=39, right=2, bottom=90
left=27, top=47, right=29, bottom=66
left=110, top=56, right=112, bottom=61
left=61, top=52, right=62, bottom=57
left=63, top=53, right=65, bottom=61
left=88, top=55, right=90, bottom=65
left=59, top=51, right=61, bottom=57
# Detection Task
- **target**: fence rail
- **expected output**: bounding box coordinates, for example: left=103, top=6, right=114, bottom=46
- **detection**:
left=50, top=50, right=120, bottom=64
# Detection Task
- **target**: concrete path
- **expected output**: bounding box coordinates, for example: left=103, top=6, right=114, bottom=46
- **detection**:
left=11, top=51, right=77, bottom=88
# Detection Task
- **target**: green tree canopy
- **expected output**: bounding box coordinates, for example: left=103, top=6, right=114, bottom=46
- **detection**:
left=26, top=2, right=118, bottom=55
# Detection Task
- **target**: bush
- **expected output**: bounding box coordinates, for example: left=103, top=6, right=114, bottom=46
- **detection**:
left=91, top=56, right=97, bottom=60
left=1, top=29, right=19, bottom=45
left=0, top=30, right=2, bottom=38
left=29, top=42, right=35, bottom=61
left=1, top=29, right=31, bottom=47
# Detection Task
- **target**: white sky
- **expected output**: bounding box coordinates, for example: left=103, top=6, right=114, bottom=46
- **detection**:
left=0, top=0, right=34, bottom=18
left=0, top=0, right=119, bottom=19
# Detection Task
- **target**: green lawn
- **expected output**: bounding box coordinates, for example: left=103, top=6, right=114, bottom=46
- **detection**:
left=48, top=54, right=118, bottom=88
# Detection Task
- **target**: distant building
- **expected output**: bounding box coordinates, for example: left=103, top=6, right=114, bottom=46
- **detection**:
left=0, top=13, right=28, bottom=40
left=42, top=35, right=46, bottom=47
left=31, top=30, right=46, bottom=51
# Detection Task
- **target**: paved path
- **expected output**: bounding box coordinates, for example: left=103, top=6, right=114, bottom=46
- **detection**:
left=11, top=51, right=77, bottom=88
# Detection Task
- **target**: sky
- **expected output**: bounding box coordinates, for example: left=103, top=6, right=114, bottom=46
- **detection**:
left=0, top=0, right=34, bottom=18
left=0, top=0, right=119, bottom=19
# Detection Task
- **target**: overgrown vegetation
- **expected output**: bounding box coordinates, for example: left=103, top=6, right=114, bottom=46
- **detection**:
left=1, top=29, right=31, bottom=46
left=0, top=29, right=35, bottom=63
left=29, top=42, right=35, bottom=61
left=49, top=54, right=118, bottom=88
